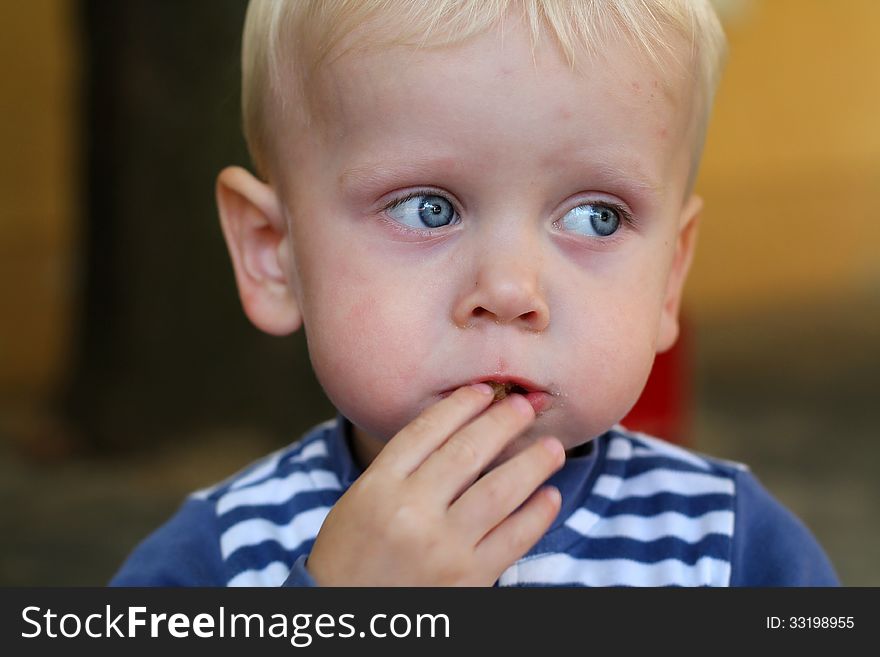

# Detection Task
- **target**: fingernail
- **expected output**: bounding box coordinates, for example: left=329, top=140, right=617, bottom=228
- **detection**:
left=509, top=393, right=533, bottom=416
left=469, top=383, right=493, bottom=396
left=543, top=486, right=562, bottom=506
left=542, top=437, right=564, bottom=462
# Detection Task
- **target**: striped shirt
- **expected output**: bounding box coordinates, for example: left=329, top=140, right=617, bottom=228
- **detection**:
left=110, top=416, right=838, bottom=587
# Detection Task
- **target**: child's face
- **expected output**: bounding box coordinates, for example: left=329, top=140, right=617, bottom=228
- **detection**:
left=264, top=15, right=701, bottom=463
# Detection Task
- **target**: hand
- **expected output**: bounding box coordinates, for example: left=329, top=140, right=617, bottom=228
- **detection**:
left=306, top=384, right=565, bottom=586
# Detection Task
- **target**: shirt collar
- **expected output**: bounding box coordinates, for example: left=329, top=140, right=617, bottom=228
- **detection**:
left=545, top=435, right=604, bottom=532
left=326, top=414, right=365, bottom=486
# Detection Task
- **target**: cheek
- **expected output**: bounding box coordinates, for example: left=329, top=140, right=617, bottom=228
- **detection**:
left=553, top=264, right=666, bottom=442
left=295, top=242, right=441, bottom=440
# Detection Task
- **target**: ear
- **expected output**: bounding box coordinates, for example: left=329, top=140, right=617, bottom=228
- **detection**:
left=655, top=194, right=701, bottom=353
left=215, top=166, right=302, bottom=336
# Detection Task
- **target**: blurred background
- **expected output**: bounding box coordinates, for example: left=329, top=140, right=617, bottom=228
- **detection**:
left=1, top=0, right=877, bottom=585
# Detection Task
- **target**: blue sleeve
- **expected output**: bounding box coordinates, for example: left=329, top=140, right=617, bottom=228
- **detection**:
left=729, top=469, right=839, bottom=586
left=109, top=497, right=229, bottom=586
left=282, top=554, right=318, bottom=587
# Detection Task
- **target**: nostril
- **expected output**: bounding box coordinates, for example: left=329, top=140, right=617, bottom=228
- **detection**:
left=471, top=307, right=536, bottom=323
left=460, top=303, right=548, bottom=331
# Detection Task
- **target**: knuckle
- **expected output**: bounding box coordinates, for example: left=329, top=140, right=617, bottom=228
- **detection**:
left=434, top=560, right=468, bottom=585
left=385, top=503, right=431, bottom=543
left=350, top=470, right=383, bottom=501
left=481, top=478, right=508, bottom=508
left=445, top=433, right=481, bottom=468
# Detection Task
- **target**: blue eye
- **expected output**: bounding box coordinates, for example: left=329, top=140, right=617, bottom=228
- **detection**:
left=385, top=193, right=458, bottom=229
left=559, top=203, right=621, bottom=237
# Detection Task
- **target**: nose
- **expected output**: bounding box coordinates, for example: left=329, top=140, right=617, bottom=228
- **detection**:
left=452, top=244, right=550, bottom=332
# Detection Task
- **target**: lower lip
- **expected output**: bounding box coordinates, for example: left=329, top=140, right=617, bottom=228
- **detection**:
left=523, top=391, right=553, bottom=415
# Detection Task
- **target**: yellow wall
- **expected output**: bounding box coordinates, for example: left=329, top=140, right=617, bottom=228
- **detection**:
left=0, top=0, right=78, bottom=399
left=689, top=0, right=880, bottom=318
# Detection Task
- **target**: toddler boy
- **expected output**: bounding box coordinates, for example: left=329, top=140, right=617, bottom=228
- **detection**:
left=111, top=0, right=838, bottom=586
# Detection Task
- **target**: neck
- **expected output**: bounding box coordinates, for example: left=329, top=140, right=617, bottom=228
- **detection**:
left=348, top=423, right=385, bottom=470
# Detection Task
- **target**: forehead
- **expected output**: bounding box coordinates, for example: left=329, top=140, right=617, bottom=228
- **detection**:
left=294, top=13, right=697, bottom=198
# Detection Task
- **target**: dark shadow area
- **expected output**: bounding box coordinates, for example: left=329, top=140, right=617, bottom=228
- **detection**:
left=66, top=0, right=334, bottom=452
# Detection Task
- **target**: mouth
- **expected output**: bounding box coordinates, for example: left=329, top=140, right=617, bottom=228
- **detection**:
left=442, top=376, right=554, bottom=415
left=484, top=380, right=531, bottom=401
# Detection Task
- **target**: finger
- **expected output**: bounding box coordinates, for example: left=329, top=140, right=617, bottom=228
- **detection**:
left=449, top=436, right=565, bottom=543
left=371, top=383, right=495, bottom=477
left=408, top=393, right=535, bottom=503
left=474, top=485, right=562, bottom=575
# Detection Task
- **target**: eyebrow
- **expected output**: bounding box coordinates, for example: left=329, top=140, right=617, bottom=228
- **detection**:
left=588, top=163, right=664, bottom=197
left=339, top=153, right=664, bottom=200
left=552, top=148, right=666, bottom=198
left=338, top=155, right=459, bottom=192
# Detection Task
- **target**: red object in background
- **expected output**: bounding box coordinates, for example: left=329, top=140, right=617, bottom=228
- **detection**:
left=620, top=317, right=692, bottom=445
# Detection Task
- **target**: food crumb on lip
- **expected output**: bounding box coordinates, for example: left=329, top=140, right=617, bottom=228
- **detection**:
left=488, top=381, right=512, bottom=401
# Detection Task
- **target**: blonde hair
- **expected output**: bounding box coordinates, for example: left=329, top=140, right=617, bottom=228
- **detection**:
left=241, top=0, right=727, bottom=182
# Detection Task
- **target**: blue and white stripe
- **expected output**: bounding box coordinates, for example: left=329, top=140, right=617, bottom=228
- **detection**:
left=195, top=419, right=743, bottom=587
left=195, top=422, right=345, bottom=586
left=499, top=430, right=740, bottom=587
